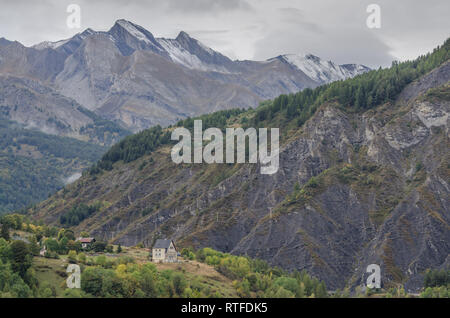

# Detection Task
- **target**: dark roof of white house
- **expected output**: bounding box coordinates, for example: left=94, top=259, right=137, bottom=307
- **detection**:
left=153, top=239, right=173, bottom=249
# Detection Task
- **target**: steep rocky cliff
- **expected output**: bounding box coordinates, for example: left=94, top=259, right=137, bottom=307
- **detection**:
left=32, top=57, right=449, bottom=291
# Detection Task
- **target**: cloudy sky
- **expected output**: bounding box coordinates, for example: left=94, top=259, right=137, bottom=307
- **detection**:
left=0, top=0, right=448, bottom=68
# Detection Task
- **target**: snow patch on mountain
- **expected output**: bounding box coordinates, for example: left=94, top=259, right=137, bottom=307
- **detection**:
left=177, top=31, right=215, bottom=56
left=116, top=20, right=153, bottom=45
left=33, top=39, right=69, bottom=50
left=279, top=54, right=369, bottom=83
left=32, top=28, right=96, bottom=50
left=176, top=31, right=212, bottom=54
left=157, top=38, right=229, bottom=73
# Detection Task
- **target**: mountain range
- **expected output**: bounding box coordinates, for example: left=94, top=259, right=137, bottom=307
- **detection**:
left=31, top=39, right=450, bottom=291
left=0, top=19, right=370, bottom=214
left=2, top=18, right=448, bottom=293
left=0, top=74, right=127, bottom=145
left=0, top=19, right=370, bottom=132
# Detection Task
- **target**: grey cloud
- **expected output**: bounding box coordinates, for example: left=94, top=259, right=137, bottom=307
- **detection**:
left=0, top=0, right=448, bottom=68
left=276, top=7, right=322, bottom=33
left=252, top=24, right=394, bottom=68
left=163, top=0, right=253, bottom=13
left=187, top=29, right=230, bottom=35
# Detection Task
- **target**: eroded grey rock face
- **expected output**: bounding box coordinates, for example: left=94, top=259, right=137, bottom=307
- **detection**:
left=36, top=62, right=449, bottom=291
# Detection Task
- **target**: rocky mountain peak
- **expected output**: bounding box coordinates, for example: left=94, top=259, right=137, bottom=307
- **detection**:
left=175, top=30, right=214, bottom=54
left=81, top=28, right=96, bottom=36
left=108, top=19, right=164, bottom=55
left=0, top=38, right=13, bottom=46
left=31, top=28, right=98, bottom=53
left=275, top=53, right=370, bottom=84
left=0, top=18, right=371, bottom=131
left=173, top=30, right=232, bottom=70
left=175, top=30, right=191, bottom=41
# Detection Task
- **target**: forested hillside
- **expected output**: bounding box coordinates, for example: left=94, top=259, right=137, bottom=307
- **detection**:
left=0, top=117, right=107, bottom=213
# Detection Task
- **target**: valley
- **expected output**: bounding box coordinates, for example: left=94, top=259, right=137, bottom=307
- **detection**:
left=0, top=12, right=448, bottom=298
left=29, top=39, right=450, bottom=291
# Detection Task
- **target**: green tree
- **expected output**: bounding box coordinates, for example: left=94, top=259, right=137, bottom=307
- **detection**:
left=63, top=288, right=87, bottom=298
left=0, top=224, right=9, bottom=240
left=315, top=282, right=328, bottom=298
left=172, top=272, right=187, bottom=296
left=10, top=240, right=32, bottom=277
left=59, top=237, right=69, bottom=254
left=270, top=286, right=294, bottom=298
left=67, top=240, right=81, bottom=252
left=138, top=264, right=158, bottom=297
left=93, top=241, right=107, bottom=253
left=28, top=235, right=40, bottom=256
left=68, top=250, right=78, bottom=264
left=9, top=273, right=32, bottom=298
left=273, top=276, right=301, bottom=297
left=45, top=238, right=59, bottom=253
left=81, top=267, right=104, bottom=296
left=78, top=252, right=87, bottom=264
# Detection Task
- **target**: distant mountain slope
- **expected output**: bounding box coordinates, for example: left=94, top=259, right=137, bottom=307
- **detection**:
left=0, top=116, right=108, bottom=214
left=32, top=40, right=449, bottom=290
left=0, top=74, right=129, bottom=214
left=0, top=19, right=369, bottom=132
left=0, top=75, right=129, bottom=145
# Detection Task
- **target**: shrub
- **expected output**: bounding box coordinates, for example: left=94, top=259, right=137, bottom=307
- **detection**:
left=68, top=250, right=78, bottom=264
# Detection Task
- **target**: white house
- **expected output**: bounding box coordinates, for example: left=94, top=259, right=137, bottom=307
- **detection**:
left=152, top=239, right=178, bottom=263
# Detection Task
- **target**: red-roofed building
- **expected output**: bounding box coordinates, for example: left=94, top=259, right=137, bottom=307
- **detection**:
left=76, top=237, right=96, bottom=249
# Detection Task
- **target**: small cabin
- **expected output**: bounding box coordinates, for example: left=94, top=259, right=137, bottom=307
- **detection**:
left=152, top=239, right=178, bottom=263
left=76, top=237, right=96, bottom=249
